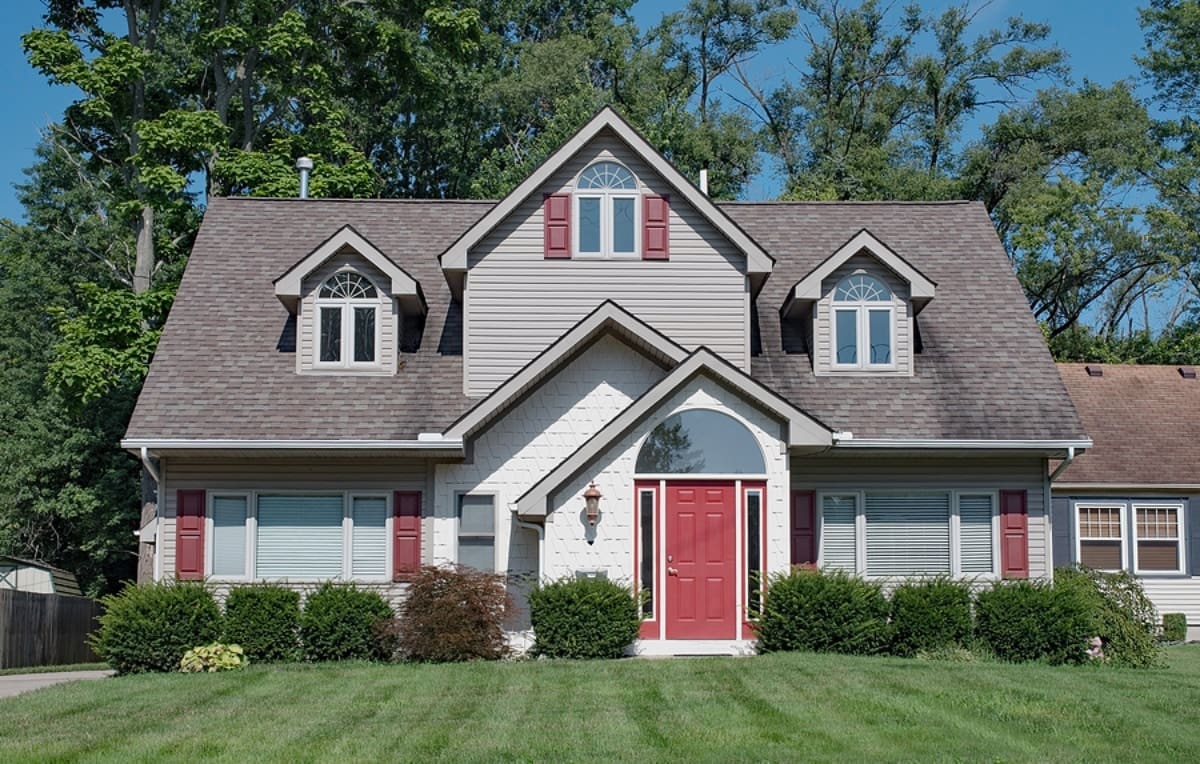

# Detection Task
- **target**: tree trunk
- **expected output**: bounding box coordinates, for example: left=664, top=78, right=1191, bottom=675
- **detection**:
left=132, top=205, right=155, bottom=294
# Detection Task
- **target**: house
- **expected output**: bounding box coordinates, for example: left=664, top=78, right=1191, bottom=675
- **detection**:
left=121, top=108, right=1090, bottom=654
left=1053, top=363, right=1199, bottom=640
left=0, top=556, right=83, bottom=596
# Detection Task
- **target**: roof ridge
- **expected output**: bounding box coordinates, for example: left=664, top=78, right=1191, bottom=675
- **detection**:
left=716, top=199, right=977, bottom=206
left=218, top=197, right=498, bottom=205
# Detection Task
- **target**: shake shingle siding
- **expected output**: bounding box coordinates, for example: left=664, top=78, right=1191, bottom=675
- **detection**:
left=126, top=197, right=1085, bottom=443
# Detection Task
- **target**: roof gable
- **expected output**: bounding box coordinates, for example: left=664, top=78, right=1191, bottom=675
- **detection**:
left=444, top=301, right=688, bottom=440
left=515, top=347, right=833, bottom=518
left=438, top=107, right=773, bottom=294
left=274, top=224, right=425, bottom=314
left=783, top=228, right=936, bottom=317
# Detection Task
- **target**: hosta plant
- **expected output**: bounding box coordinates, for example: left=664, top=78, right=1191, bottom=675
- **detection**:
left=180, top=642, right=249, bottom=673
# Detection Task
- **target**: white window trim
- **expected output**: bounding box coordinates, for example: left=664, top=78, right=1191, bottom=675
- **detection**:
left=816, top=489, right=1001, bottom=580
left=455, top=492, right=499, bottom=573
left=204, top=490, right=394, bottom=583
left=1074, top=501, right=1128, bottom=573
left=314, top=275, right=383, bottom=370
left=573, top=165, right=641, bottom=259
left=1131, top=502, right=1187, bottom=576
left=831, top=304, right=897, bottom=371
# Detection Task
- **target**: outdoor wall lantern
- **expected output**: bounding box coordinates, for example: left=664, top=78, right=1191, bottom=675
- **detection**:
left=583, top=482, right=603, bottom=527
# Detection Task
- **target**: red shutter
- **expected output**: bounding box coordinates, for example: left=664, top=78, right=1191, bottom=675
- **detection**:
left=175, top=490, right=206, bottom=581
left=643, top=195, right=669, bottom=260
left=543, top=193, right=571, bottom=259
left=1000, top=490, right=1029, bottom=579
left=790, top=490, right=817, bottom=567
left=393, top=491, right=422, bottom=580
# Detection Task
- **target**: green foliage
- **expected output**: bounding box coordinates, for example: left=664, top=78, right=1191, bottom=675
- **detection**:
left=91, top=582, right=222, bottom=674
left=1055, top=567, right=1163, bottom=668
left=974, top=580, right=1092, bottom=664
left=299, top=583, right=393, bottom=662
left=222, top=585, right=301, bottom=663
left=529, top=577, right=641, bottom=659
left=1162, top=613, right=1188, bottom=643
left=756, top=568, right=890, bottom=655
left=180, top=643, right=248, bottom=673
left=383, top=566, right=510, bottom=663
left=889, top=578, right=973, bottom=657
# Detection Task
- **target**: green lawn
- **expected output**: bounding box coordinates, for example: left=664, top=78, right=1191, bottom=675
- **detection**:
left=2, top=647, right=1199, bottom=763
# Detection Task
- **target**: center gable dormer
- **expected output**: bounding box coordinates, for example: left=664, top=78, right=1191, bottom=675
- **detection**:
left=274, top=225, right=425, bottom=376
left=782, top=229, right=936, bottom=377
left=438, top=107, right=775, bottom=397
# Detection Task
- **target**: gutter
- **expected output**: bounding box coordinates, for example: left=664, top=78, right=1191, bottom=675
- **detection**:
left=832, top=436, right=1092, bottom=453
left=121, top=436, right=465, bottom=453
left=511, top=510, right=545, bottom=584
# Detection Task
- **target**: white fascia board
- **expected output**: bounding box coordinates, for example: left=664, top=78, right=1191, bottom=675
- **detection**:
left=785, top=229, right=936, bottom=315
left=834, top=438, right=1093, bottom=453
left=1052, top=483, right=1200, bottom=492
left=121, top=438, right=464, bottom=452
left=274, top=225, right=423, bottom=312
left=444, top=301, right=688, bottom=439
left=514, top=348, right=832, bottom=518
left=439, top=107, right=773, bottom=277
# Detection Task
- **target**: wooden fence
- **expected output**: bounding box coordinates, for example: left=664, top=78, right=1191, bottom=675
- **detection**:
left=0, top=589, right=104, bottom=669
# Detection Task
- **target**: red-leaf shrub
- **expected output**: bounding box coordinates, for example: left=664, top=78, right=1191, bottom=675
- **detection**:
left=380, top=566, right=511, bottom=662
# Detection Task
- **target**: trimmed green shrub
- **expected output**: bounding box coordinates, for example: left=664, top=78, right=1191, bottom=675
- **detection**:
left=1162, top=613, right=1188, bottom=643
left=529, top=577, right=641, bottom=659
left=889, top=578, right=973, bottom=656
left=91, top=581, right=222, bottom=674
left=756, top=569, right=889, bottom=655
left=223, top=585, right=301, bottom=662
left=382, top=566, right=511, bottom=662
left=974, top=580, right=1092, bottom=664
left=1055, top=566, right=1162, bottom=667
left=180, top=643, right=248, bottom=673
left=299, top=583, right=392, bottom=662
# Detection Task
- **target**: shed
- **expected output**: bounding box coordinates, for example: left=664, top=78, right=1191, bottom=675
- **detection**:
left=0, top=556, right=83, bottom=596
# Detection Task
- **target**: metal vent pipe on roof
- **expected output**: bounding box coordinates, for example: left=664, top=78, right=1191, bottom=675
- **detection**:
left=699, top=168, right=709, bottom=195
left=296, top=156, right=313, bottom=199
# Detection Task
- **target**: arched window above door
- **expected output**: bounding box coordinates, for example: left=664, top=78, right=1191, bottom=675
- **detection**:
left=635, top=409, right=766, bottom=474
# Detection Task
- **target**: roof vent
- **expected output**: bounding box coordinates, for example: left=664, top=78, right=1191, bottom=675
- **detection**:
left=1180, top=366, right=1197, bottom=379
left=295, top=156, right=313, bottom=199
left=1085, top=365, right=1104, bottom=377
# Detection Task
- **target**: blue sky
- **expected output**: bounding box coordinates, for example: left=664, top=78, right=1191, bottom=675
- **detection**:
left=0, top=0, right=1148, bottom=220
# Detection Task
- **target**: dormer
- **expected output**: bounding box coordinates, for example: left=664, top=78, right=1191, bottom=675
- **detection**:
left=274, top=225, right=425, bottom=375
left=782, top=229, right=936, bottom=377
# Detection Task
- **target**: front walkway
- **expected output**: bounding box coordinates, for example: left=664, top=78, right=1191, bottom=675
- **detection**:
left=0, top=670, right=113, bottom=699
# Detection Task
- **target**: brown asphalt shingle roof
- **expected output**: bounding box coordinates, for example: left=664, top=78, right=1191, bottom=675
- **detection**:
left=1055, top=363, right=1200, bottom=485
left=126, top=197, right=1087, bottom=443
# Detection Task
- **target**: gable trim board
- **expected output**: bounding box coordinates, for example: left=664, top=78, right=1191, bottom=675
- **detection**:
left=274, top=224, right=425, bottom=315
left=515, top=347, right=834, bottom=518
left=439, top=107, right=773, bottom=296
left=783, top=228, right=937, bottom=318
left=445, top=300, right=688, bottom=440
left=835, top=438, right=1092, bottom=454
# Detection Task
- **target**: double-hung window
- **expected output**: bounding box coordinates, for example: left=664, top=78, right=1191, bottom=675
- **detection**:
left=457, top=494, right=496, bottom=572
left=316, top=272, right=380, bottom=367
left=817, top=491, right=998, bottom=577
left=1076, top=504, right=1125, bottom=571
left=206, top=492, right=392, bottom=581
left=832, top=274, right=894, bottom=369
left=1133, top=504, right=1184, bottom=574
left=575, top=161, right=638, bottom=258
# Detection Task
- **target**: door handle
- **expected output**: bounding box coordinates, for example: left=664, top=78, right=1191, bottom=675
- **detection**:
left=667, top=567, right=679, bottom=576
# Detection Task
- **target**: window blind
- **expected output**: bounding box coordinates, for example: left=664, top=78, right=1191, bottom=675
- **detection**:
left=351, top=496, right=388, bottom=578
left=211, top=496, right=247, bottom=577
left=958, top=495, right=994, bottom=574
left=256, top=495, right=343, bottom=578
left=821, top=494, right=857, bottom=572
left=865, top=493, right=950, bottom=576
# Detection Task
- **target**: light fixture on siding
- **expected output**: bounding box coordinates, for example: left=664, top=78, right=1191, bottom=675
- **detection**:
left=583, top=483, right=602, bottom=528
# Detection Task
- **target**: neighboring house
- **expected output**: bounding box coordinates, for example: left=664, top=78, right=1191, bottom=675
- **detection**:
left=122, top=108, right=1090, bottom=654
left=0, top=556, right=83, bottom=596
left=1053, top=363, right=1200, bottom=640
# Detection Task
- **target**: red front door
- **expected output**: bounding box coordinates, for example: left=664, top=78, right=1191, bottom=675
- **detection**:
left=665, top=482, right=737, bottom=639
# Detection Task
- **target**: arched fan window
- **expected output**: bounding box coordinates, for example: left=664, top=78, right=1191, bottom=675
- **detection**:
left=576, top=161, right=639, bottom=257
left=832, top=273, right=895, bottom=368
left=316, top=272, right=380, bottom=367
left=635, top=409, right=766, bottom=475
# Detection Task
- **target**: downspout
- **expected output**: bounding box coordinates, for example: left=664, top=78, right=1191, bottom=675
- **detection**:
left=140, top=446, right=161, bottom=484
left=1048, top=446, right=1076, bottom=483
left=511, top=509, right=545, bottom=584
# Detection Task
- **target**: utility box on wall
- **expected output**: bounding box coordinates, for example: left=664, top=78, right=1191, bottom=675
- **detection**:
left=574, top=569, right=608, bottom=581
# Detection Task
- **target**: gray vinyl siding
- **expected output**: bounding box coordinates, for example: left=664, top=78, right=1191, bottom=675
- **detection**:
left=465, top=131, right=749, bottom=396
left=813, top=253, right=913, bottom=376
left=298, top=248, right=399, bottom=374
left=159, top=457, right=429, bottom=580
left=792, top=454, right=1049, bottom=579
